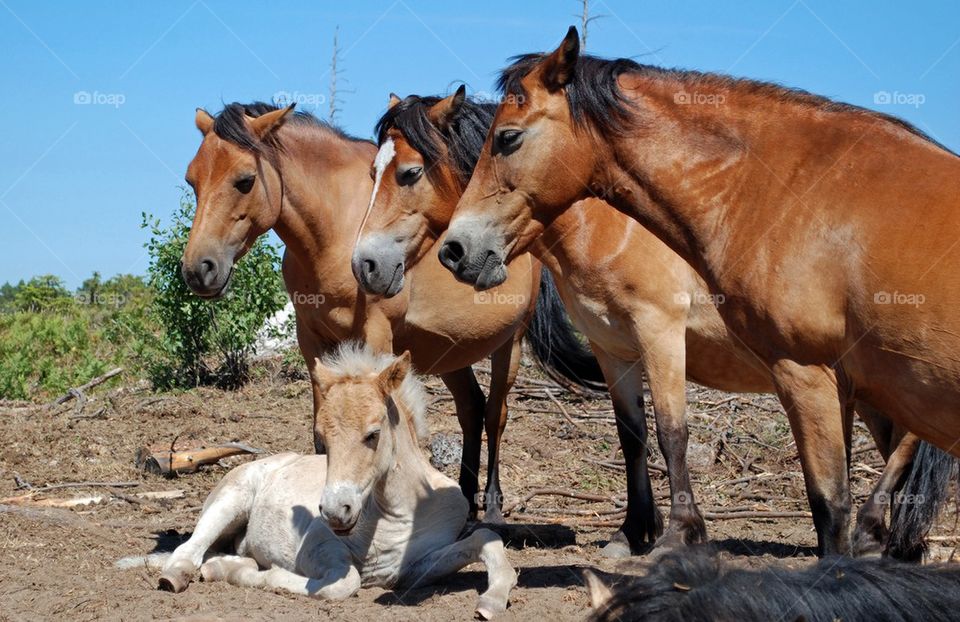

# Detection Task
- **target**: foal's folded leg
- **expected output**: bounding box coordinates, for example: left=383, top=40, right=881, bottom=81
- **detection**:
left=201, top=554, right=361, bottom=600
left=401, top=528, right=517, bottom=620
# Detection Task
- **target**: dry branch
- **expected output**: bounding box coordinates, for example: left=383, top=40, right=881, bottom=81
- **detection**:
left=49, top=367, right=123, bottom=407
left=136, top=441, right=263, bottom=476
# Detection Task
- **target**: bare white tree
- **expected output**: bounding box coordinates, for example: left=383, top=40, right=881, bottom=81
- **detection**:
left=328, top=25, right=343, bottom=123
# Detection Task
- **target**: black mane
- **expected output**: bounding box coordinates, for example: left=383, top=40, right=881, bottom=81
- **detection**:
left=212, top=102, right=368, bottom=164
left=591, top=547, right=960, bottom=622
left=498, top=53, right=955, bottom=155
left=374, top=94, right=496, bottom=187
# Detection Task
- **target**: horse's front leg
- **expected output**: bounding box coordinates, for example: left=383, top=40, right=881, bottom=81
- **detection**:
left=400, top=528, right=516, bottom=620
left=201, top=519, right=361, bottom=599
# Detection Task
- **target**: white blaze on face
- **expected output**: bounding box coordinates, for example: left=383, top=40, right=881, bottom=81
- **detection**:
left=355, top=138, right=396, bottom=250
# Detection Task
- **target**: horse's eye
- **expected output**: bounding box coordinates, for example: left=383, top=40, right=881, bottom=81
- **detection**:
left=495, top=129, right=523, bottom=154
left=397, top=166, right=423, bottom=186
left=364, top=429, right=381, bottom=445
left=234, top=175, right=255, bottom=194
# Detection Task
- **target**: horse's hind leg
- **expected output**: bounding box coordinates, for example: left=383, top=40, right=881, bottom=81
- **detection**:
left=771, top=361, right=851, bottom=556
left=853, top=425, right=918, bottom=557
left=480, top=334, right=523, bottom=523
left=159, top=457, right=283, bottom=592
left=401, top=528, right=516, bottom=620
left=591, top=345, right=663, bottom=557
left=441, top=367, right=487, bottom=519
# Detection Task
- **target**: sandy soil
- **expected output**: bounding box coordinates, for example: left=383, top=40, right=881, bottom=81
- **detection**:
left=1, top=357, right=957, bottom=621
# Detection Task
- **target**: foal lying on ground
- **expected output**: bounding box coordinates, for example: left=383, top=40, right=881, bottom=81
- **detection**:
left=154, top=346, right=516, bottom=619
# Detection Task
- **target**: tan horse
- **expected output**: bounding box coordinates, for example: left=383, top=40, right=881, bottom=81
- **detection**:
left=442, top=27, right=960, bottom=555
left=354, top=90, right=942, bottom=558
left=182, top=102, right=556, bottom=521
left=155, top=346, right=516, bottom=619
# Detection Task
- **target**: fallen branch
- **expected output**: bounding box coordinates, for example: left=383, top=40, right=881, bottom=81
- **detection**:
left=136, top=441, right=263, bottom=476
left=502, top=487, right=617, bottom=516
left=49, top=367, right=123, bottom=407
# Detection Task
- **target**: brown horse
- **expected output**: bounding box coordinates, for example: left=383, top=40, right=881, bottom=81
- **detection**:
left=441, top=28, right=960, bottom=556
left=180, top=102, right=579, bottom=522
left=354, top=89, right=945, bottom=558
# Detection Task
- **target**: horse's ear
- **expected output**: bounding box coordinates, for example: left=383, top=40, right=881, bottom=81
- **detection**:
left=245, top=103, right=296, bottom=139
left=540, top=26, right=580, bottom=91
left=310, top=357, right=338, bottom=393
left=195, top=108, right=214, bottom=135
left=583, top=570, right=613, bottom=610
left=378, top=351, right=411, bottom=396
left=388, top=92, right=402, bottom=109
left=428, top=84, right=466, bottom=132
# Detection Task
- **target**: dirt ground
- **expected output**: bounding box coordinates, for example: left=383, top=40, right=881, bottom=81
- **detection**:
left=1, top=355, right=958, bottom=621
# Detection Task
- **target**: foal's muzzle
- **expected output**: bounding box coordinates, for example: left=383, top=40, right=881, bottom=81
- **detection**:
left=320, top=482, right=362, bottom=535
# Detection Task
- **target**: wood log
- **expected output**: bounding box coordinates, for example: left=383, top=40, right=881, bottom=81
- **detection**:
left=135, top=442, right=263, bottom=476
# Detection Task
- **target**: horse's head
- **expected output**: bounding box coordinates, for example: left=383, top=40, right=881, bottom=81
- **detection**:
left=310, top=348, right=419, bottom=534
left=181, top=103, right=295, bottom=298
left=441, top=27, right=601, bottom=290
left=352, top=88, right=481, bottom=297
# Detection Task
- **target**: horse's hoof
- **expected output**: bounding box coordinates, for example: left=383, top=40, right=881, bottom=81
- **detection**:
left=475, top=595, right=508, bottom=620
left=600, top=537, right=632, bottom=559
left=483, top=509, right=506, bottom=526
left=158, top=572, right=189, bottom=593
left=200, top=559, right=228, bottom=583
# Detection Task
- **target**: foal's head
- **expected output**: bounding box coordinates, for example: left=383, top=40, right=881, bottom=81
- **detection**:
left=181, top=103, right=296, bottom=298
left=441, top=26, right=629, bottom=289
left=352, top=88, right=493, bottom=297
left=310, top=346, right=426, bottom=534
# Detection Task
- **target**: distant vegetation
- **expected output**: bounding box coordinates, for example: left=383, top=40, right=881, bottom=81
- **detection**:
left=0, top=191, right=288, bottom=402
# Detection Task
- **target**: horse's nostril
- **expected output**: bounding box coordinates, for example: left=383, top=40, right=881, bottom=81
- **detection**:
left=362, top=259, right=377, bottom=277
left=439, top=240, right=465, bottom=269
left=342, top=504, right=352, bottom=515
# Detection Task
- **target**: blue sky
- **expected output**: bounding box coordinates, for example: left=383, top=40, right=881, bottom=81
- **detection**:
left=1, top=0, right=957, bottom=288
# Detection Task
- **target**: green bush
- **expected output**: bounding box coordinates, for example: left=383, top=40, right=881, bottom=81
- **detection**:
left=142, top=190, right=287, bottom=389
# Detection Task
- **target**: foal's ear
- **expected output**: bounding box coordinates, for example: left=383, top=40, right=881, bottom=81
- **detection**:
left=377, top=351, right=412, bottom=395
left=540, top=26, right=580, bottom=91
left=388, top=92, right=402, bottom=109
left=310, top=357, right=338, bottom=393
left=245, top=103, right=296, bottom=139
left=195, top=108, right=214, bottom=135
left=427, top=84, right=466, bottom=132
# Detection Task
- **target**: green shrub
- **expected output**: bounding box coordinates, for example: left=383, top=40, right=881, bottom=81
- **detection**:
left=142, top=190, right=287, bottom=389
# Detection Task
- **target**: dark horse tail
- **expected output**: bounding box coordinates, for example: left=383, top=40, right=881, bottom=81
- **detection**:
left=526, top=268, right=607, bottom=393
left=886, top=440, right=958, bottom=560
left=589, top=546, right=960, bottom=622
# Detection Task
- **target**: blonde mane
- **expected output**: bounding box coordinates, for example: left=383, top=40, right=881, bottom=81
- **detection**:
left=318, top=342, right=428, bottom=440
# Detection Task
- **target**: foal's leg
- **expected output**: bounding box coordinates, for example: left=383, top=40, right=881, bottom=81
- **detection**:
left=639, top=328, right=707, bottom=549
left=159, top=457, right=287, bottom=592
left=441, top=367, right=487, bottom=519
left=201, top=518, right=360, bottom=599
left=400, top=528, right=517, bottom=620
left=771, top=360, right=851, bottom=556
left=480, top=335, right=523, bottom=523
left=591, top=345, right=663, bottom=557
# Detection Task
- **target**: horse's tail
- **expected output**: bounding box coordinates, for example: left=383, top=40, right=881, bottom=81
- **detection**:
left=115, top=552, right=172, bottom=570
left=526, top=268, right=607, bottom=393
left=886, top=440, right=958, bottom=560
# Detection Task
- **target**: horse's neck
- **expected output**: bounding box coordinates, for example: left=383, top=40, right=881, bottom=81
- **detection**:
left=271, top=129, right=375, bottom=286
left=374, top=408, right=432, bottom=514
